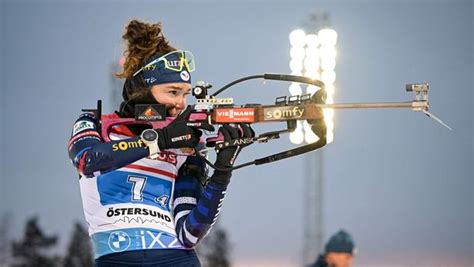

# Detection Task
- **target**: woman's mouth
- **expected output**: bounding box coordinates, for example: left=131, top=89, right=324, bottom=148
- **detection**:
left=167, top=108, right=182, bottom=117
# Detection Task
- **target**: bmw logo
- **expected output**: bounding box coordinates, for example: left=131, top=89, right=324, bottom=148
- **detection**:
left=108, top=231, right=131, bottom=252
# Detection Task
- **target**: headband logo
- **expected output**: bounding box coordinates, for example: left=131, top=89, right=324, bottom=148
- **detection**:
left=144, top=64, right=156, bottom=71
left=180, top=71, right=190, bottom=81
left=145, top=77, right=156, bottom=84
left=168, top=60, right=182, bottom=67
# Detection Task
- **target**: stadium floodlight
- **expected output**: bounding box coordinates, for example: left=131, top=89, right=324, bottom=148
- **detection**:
left=305, top=34, right=319, bottom=47
left=323, top=108, right=334, bottom=121
left=304, top=57, right=320, bottom=72
left=321, top=58, right=336, bottom=71
left=305, top=47, right=320, bottom=59
left=303, top=121, right=320, bottom=143
left=290, top=47, right=306, bottom=61
left=289, top=121, right=305, bottom=144
left=304, top=70, right=320, bottom=80
left=289, top=82, right=303, bottom=96
left=319, top=46, right=337, bottom=60
left=289, top=27, right=337, bottom=144
left=318, top=28, right=338, bottom=46
left=321, top=70, right=336, bottom=85
left=289, top=29, right=307, bottom=47
left=306, top=85, right=319, bottom=95
left=290, top=59, right=304, bottom=73
left=325, top=84, right=335, bottom=94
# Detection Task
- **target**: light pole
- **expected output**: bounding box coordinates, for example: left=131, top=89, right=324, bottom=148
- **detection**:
left=288, top=25, right=338, bottom=265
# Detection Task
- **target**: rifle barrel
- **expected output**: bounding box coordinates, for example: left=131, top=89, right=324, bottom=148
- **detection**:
left=316, top=101, right=415, bottom=109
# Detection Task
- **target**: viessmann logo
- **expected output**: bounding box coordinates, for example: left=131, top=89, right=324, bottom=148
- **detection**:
left=215, top=108, right=255, bottom=123
left=263, top=106, right=304, bottom=120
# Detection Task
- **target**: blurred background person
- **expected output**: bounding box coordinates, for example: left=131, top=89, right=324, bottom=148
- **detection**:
left=310, top=230, right=356, bottom=267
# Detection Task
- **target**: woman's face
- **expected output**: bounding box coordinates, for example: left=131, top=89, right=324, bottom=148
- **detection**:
left=325, top=252, right=353, bottom=267
left=150, top=82, right=192, bottom=117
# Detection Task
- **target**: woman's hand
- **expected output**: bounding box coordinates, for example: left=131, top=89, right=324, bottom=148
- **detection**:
left=156, top=106, right=214, bottom=150
left=214, top=124, right=255, bottom=170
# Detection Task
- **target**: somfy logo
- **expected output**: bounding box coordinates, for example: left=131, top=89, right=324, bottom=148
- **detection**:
left=264, top=107, right=304, bottom=120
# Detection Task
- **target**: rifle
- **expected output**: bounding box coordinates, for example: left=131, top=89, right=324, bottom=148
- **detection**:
left=83, top=73, right=450, bottom=171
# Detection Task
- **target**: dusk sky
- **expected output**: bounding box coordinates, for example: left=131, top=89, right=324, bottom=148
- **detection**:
left=1, top=0, right=472, bottom=266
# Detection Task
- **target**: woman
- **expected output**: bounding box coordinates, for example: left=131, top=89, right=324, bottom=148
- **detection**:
left=67, top=19, right=253, bottom=266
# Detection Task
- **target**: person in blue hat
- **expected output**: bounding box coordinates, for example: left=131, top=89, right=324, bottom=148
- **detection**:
left=67, top=19, right=254, bottom=266
left=311, top=230, right=356, bottom=267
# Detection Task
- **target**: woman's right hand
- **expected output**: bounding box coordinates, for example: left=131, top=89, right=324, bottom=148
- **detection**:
left=156, top=106, right=214, bottom=150
left=214, top=123, right=255, bottom=169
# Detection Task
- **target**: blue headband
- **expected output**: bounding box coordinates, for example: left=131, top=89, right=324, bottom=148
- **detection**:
left=134, top=50, right=194, bottom=86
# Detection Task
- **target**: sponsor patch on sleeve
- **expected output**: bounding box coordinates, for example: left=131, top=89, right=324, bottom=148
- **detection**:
left=72, top=120, right=96, bottom=135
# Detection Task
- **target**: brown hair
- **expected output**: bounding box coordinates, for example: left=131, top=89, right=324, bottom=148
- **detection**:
left=115, top=20, right=176, bottom=79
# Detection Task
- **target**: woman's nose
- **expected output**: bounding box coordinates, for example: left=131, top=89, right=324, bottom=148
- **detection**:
left=175, top=96, right=186, bottom=109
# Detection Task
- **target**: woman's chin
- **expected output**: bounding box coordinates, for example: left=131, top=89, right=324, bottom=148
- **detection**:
left=168, top=109, right=183, bottom=117
left=167, top=111, right=179, bottom=117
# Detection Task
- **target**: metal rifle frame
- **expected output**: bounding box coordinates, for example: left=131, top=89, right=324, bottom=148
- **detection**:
left=83, top=74, right=450, bottom=172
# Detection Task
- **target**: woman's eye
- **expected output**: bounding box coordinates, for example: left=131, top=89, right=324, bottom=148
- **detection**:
left=169, top=90, right=178, bottom=95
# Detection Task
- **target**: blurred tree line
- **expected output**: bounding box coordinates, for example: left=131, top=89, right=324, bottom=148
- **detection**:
left=0, top=214, right=231, bottom=267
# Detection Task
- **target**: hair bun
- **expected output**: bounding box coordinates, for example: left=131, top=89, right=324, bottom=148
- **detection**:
left=116, top=19, right=176, bottom=78
left=123, top=20, right=162, bottom=49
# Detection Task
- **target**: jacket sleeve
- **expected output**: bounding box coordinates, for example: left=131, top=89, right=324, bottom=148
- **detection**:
left=172, top=156, right=228, bottom=248
left=67, top=113, right=150, bottom=177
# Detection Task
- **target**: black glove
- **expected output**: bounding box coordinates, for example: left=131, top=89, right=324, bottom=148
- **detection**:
left=211, top=124, right=254, bottom=185
left=156, top=106, right=214, bottom=150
